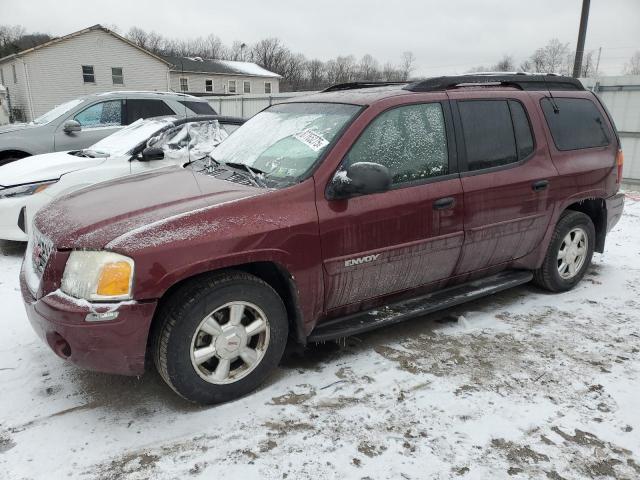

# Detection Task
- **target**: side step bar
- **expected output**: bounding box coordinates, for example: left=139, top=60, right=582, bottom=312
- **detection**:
left=308, top=270, right=533, bottom=342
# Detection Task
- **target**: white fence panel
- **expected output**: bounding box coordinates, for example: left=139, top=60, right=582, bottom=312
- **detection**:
left=204, top=92, right=318, bottom=119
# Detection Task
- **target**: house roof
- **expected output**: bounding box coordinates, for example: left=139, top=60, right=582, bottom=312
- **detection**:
left=162, top=55, right=281, bottom=78
left=0, top=24, right=171, bottom=66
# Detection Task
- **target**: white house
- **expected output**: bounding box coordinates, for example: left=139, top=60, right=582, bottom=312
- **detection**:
left=0, top=25, right=281, bottom=122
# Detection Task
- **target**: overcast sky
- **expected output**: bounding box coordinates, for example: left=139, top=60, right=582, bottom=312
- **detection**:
left=2, top=0, right=639, bottom=76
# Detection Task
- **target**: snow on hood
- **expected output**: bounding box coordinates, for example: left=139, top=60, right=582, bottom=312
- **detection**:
left=0, top=151, right=105, bottom=187
left=34, top=167, right=261, bottom=249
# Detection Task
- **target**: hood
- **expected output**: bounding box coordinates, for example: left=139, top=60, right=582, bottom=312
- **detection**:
left=0, top=122, right=38, bottom=135
left=34, top=167, right=262, bottom=249
left=0, top=151, right=104, bottom=187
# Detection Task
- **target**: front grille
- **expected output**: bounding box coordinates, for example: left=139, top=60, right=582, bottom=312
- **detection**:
left=31, top=229, right=54, bottom=277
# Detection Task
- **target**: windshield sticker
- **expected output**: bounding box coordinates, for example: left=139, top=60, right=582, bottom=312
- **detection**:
left=293, top=129, right=330, bottom=152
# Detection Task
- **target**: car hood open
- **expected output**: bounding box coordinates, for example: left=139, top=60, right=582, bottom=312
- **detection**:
left=33, top=167, right=262, bottom=249
left=0, top=151, right=105, bottom=187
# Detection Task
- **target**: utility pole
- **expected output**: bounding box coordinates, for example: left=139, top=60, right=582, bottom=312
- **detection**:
left=573, top=0, right=591, bottom=78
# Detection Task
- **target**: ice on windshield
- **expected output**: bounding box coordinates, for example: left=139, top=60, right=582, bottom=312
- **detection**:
left=147, top=120, right=228, bottom=161
left=89, top=118, right=176, bottom=157
left=210, top=103, right=360, bottom=183
left=32, top=98, right=84, bottom=125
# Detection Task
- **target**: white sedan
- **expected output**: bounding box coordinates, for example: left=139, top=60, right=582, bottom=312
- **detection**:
left=0, top=115, right=244, bottom=241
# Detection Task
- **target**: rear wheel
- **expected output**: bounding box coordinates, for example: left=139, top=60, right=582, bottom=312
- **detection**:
left=154, top=271, right=288, bottom=404
left=533, top=210, right=595, bottom=292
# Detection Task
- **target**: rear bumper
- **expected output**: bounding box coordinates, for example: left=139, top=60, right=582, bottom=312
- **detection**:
left=20, top=268, right=157, bottom=376
left=605, top=192, right=625, bottom=233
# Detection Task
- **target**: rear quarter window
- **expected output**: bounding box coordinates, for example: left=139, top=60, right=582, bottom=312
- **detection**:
left=179, top=101, right=217, bottom=115
left=540, top=97, right=610, bottom=151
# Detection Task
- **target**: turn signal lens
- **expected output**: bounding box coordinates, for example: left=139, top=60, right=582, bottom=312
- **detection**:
left=616, top=149, right=624, bottom=184
left=96, top=261, right=132, bottom=297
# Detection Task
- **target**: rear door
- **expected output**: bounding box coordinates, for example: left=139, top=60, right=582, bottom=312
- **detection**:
left=316, top=97, right=464, bottom=311
left=448, top=91, right=558, bottom=274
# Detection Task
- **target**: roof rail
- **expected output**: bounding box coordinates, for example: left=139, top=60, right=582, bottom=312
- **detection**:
left=322, top=81, right=409, bottom=92
left=404, top=74, right=584, bottom=92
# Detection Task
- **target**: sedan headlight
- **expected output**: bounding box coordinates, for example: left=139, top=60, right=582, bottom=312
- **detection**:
left=61, top=251, right=135, bottom=301
left=0, top=180, right=57, bottom=199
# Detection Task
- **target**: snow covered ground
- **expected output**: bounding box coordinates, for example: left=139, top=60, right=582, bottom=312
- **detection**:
left=1, top=194, right=639, bottom=480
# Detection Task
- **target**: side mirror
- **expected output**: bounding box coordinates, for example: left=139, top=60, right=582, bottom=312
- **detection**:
left=63, top=120, right=81, bottom=133
left=141, top=147, right=165, bottom=161
left=328, top=162, right=392, bottom=200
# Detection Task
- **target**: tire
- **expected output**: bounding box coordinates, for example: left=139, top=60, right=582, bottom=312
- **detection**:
left=154, top=271, right=288, bottom=404
left=533, top=210, right=595, bottom=292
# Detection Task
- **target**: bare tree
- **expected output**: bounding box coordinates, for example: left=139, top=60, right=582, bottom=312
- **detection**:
left=400, top=51, right=416, bottom=80
left=494, top=54, right=515, bottom=71
left=126, top=27, right=149, bottom=50
left=625, top=51, right=640, bottom=75
left=358, top=54, right=380, bottom=81
left=306, top=59, right=326, bottom=90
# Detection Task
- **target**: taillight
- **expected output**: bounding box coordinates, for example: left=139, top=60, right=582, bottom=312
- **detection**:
left=616, top=149, right=624, bottom=184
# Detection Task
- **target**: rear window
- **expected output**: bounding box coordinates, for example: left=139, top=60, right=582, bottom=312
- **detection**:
left=540, top=97, right=610, bottom=151
left=179, top=100, right=217, bottom=115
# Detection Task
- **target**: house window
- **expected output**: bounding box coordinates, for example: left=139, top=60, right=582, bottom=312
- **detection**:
left=12, top=64, right=18, bottom=84
left=180, top=77, right=188, bottom=92
left=0, top=68, right=4, bottom=85
left=82, top=65, right=95, bottom=83
left=228, top=80, right=236, bottom=94
left=111, top=67, right=124, bottom=85
left=205, top=79, right=213, bottom=92
left=243, top=81, right=251, bottom=93
left=264, top=81, right=272, bottom=94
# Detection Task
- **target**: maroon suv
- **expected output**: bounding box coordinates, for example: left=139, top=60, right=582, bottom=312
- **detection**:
left=21, top=74, right=625, bottom=404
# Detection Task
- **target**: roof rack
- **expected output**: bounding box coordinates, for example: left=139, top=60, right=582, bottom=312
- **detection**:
left=322, top=81, right=409, bottom=92
left=404, top=73, right=584, bottom=92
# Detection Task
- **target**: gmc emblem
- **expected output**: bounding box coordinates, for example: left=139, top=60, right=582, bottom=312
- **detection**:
left=344, top=254, right=380, bottom=267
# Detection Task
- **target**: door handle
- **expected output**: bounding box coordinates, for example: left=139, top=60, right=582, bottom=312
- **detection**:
left=433, top=197, right=456, bottom=210
left=532, top=180, right=549, bottom=192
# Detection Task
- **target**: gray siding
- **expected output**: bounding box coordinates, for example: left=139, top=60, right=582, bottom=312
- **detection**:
left=169, top=71, right=279, bottom=95
left=0, top=30, right=169, bottom=121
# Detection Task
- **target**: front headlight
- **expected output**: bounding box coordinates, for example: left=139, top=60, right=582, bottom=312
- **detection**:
left=61, top=251, right=135, bottom=301
left=0, top=180, right=57, bottom=199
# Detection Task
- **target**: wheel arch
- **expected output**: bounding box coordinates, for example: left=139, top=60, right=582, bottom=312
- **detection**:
left=145, top=261, right=306, bottom=369
left=0, top=149, right=32, bottom=164
left=564, top=198, right=607, bottom=253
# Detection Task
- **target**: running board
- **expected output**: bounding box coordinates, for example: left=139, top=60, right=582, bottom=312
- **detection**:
left=308, top=270, right=533, bottom=342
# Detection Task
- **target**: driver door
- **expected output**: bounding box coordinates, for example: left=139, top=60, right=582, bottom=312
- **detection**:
left=54, top=100, right=124, bottom=151
left=316, top=100, right=464, bottom=311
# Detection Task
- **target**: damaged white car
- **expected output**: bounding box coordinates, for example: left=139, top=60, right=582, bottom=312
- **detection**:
left=0, top=115, right=244, bottom=241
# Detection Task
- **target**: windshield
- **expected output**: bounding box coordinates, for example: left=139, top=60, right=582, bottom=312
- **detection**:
left=32, top=98, right=84, bottom=125
left=88, top=117, right=176, bottom=156
left=210, top=103, right=360, bottom=186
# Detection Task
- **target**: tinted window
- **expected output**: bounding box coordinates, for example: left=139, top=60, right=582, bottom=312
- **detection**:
left=82, top=65, right=94, bottom=83
left=178, top=100, right=217, bottom=115
left=541, top=98, right=610, bottom=150
left=459, top=100, right=517, bottom=171
left=74, top=100, right=122, bottom=127
left=509, top=100, right=534, bottom=159
left=344, top=103, right=449, bottom=185
left=125, top=99, right=174, bottom=124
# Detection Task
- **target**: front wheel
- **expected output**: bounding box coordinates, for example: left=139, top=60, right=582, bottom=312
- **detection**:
left=154, top=271, right=288, bottom=404
left=533, top=210, right=595, bottom=292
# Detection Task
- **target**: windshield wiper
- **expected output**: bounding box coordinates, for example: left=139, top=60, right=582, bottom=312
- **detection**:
left=206, top=158, right=267, bottom=188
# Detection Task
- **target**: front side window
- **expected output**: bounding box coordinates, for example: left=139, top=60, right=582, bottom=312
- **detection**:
left=343, top=103, right=449, bottom=185
left=111, top=67, right=124, bottom=85
left=459, top=100, right=518, bottom=171
left=179, top=77, right=188, bottom=92
left=243, top=81, right=251, bottom=93
left=228, top=80, right=237, bottom=93
left=82, top=65, right=95, bottom=83
left=541, top=97, right=610, bottom=151
left=265, top=82, right=272, bottom=94
left=211, top=102, right=360, bottom=187
left=124, top=99, right=174, bottom=124
left=205, top=79, right=213, bottom=92
left=74, top=100, right=122, bottom=127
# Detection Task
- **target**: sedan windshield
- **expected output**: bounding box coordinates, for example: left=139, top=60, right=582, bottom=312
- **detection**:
left=32, top=98, right=84, bottom=125
left=210, top=103, right=360, bottom=186
left=88, top=117, right=176, bottom=156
